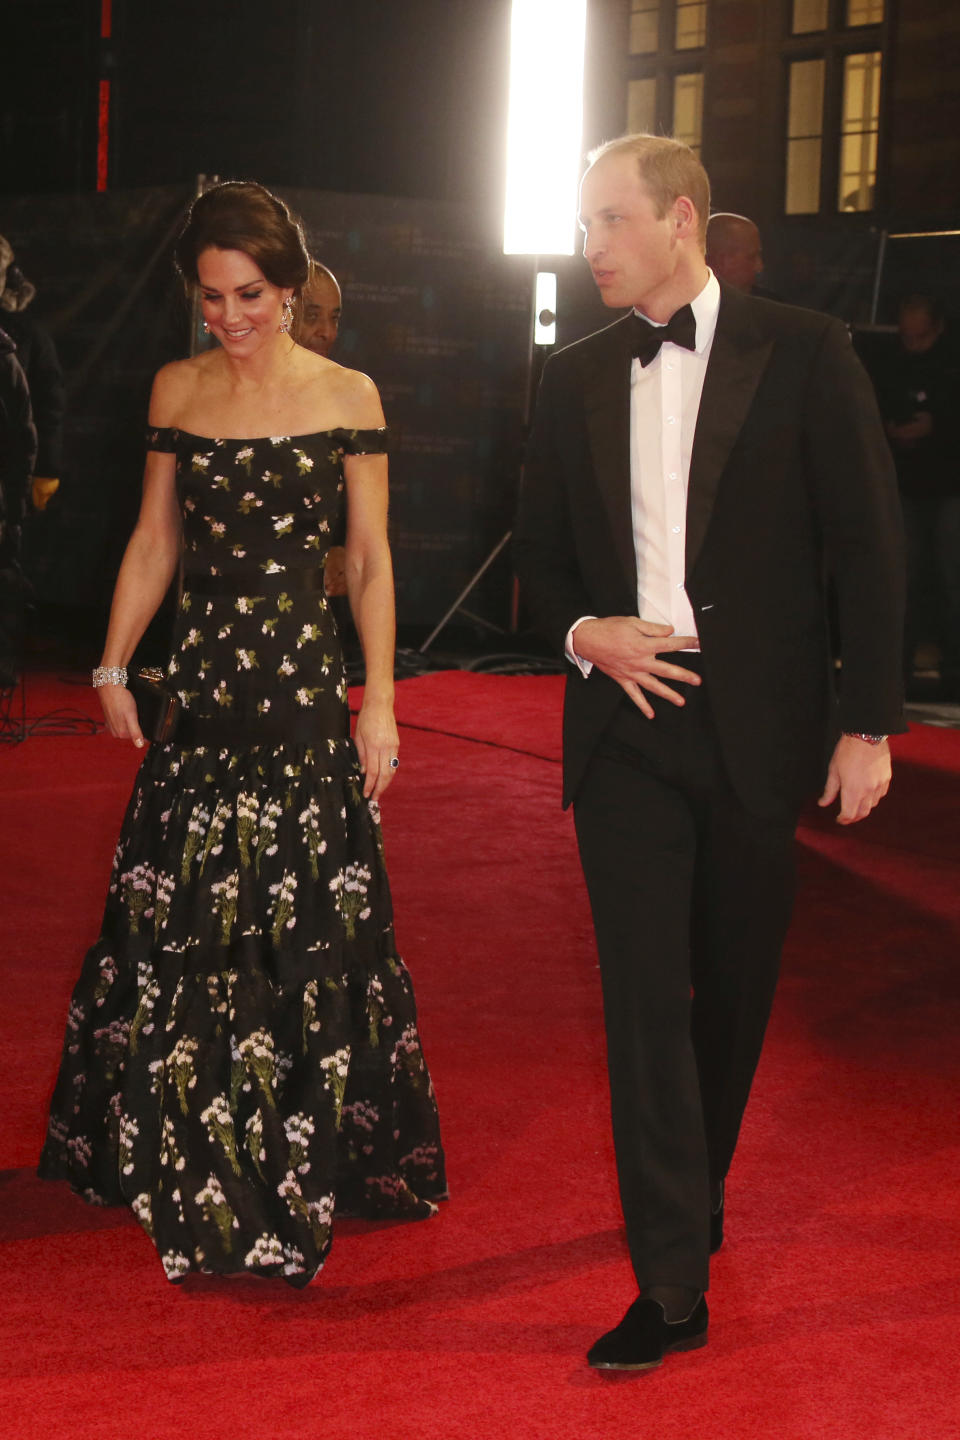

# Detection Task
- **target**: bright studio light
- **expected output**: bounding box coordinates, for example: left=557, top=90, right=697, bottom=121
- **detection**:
left=503, top=0, right=586, bottom=256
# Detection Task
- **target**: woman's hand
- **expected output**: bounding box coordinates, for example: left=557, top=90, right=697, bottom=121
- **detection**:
left=98, top=684, right=146, bottom=748
left=354, top=696, right=399, bottom=800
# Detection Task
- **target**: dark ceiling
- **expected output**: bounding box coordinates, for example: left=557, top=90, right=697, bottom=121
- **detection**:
left=2, top=0, right=512, bottom=230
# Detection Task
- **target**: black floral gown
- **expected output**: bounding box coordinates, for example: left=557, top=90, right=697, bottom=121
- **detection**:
left=39, top=427, right=446, bottom=1285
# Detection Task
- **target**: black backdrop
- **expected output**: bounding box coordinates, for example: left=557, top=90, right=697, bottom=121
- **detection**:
left=3, top=183, right=538, bottom=640
left=3, top=179, right=950, bottom=650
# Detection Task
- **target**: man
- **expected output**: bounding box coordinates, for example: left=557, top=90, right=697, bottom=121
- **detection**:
left=872, top=295, right=960, bottom=698
left=0, top=325, right=36, bottom=561
left=513, top=135, right=904, bottom=1372
left=705, top=211, right=779, bottom=300
left=0, top=236, right=65, bottom=492
left=0, top=324, right=37, bottom=686
left=298, top=260, right=342, bottom=358
left=297, top=260, right=347, bottom=596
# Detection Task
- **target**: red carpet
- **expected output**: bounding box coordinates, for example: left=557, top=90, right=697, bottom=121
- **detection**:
left=1, top=670, right=958, bottom=1439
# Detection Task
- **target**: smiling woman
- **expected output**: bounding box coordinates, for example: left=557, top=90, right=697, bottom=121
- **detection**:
left=37, top=179, right=447, bottom=1286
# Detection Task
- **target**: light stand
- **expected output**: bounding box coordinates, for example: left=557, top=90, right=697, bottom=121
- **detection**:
left=419, top=262, right=558, bottom=654
left=418, top=0, right=585, bottom=656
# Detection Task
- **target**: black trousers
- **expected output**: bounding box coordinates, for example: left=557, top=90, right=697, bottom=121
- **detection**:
left=573, top=663, right=799, bottom=1291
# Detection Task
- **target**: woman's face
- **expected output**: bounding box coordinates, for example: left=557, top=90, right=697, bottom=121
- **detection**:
left=196, top=246, right=292, bottom=354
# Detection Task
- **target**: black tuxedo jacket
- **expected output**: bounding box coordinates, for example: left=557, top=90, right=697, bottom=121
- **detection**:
left=514, top=285, right=905, bottom=818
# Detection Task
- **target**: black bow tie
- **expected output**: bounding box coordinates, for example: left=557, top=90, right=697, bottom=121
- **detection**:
left=630, top=304, right=697, bottom=366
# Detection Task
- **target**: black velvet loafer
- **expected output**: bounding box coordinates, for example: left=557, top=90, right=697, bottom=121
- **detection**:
left=587, top=1294, right=708, bottom=1371
left=710, top=1184, right=725, bottom=1255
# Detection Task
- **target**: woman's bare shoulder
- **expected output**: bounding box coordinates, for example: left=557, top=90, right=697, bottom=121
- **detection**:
left=321, top=361, right=384, bottom=428
left=149, top=352, right=220, bottom=425
left=286, top=346, right=384, bottom=429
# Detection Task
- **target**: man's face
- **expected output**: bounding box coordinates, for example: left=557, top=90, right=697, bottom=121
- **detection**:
left=712, top=232, right=762, bottom=292
left=579, top=154, right=679, bottom=311
left=300, top=273, right=342, bottom=357
left=898, top=307, right=942, bottom=355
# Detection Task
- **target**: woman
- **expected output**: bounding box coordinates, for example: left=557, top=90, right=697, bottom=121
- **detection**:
left=38, top=181, right=446, bottom=1285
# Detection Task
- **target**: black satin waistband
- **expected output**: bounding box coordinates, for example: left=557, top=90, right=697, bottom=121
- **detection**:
left=173, top=711, right=346, bottom=747
left=182, top=568, right=326, bottom=596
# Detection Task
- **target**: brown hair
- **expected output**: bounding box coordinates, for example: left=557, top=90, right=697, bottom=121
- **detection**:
left=587, top=134, right=711, bottom=250
left=174, top=181, right=310, bottom=292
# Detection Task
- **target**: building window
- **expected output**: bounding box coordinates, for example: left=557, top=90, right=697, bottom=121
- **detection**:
left=782, top=0, right=884, bottom=216
left=628, top=76, right=658, bottom=134
left=846, top=0, right=883, bottom=25
left=791, top=0, right=828, bottom=33
left=785, top=58, right=825, bottom=214
left=838, top=50, right=881, bottom=210
left=675, top=0, right=707, bottom=50
left=630, top=0, right=660, bottom=54
left=673, top=72, right=704, bottom=154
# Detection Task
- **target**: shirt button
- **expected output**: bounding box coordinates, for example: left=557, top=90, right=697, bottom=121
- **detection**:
left=666, top=416, right=676, bottom=425
left=669, top=471, right=678, bottom=480
left=672, top=525, right=681, bottom=534
left=676, top=582, right=684, bottom=589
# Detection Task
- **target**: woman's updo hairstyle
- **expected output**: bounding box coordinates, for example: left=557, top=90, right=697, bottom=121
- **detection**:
left=174, top=181, right=310, bottom=294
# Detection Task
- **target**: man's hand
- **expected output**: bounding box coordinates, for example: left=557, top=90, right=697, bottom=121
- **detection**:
left=324, top=544, right=348, bottom=597
left=573, top=616, right=701, bottom=719
left=818, top=734, right=891, bottom=824
left=886, top=412, right=932, bottom=446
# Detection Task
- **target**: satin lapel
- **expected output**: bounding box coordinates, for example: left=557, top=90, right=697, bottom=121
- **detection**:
left=686, top=289, right=773, bottom=577
left=582, top=318, right=636, bottom=594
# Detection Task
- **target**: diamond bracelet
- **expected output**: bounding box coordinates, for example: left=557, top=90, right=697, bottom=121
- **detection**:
left=92, top=665, right=128, bottom=689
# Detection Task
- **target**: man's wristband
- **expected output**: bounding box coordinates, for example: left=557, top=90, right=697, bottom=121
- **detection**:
left=843, top=731, right=887, bottom=746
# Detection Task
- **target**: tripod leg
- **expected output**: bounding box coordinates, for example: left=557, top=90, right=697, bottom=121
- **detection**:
left=419, top=531, right=513, bottom=654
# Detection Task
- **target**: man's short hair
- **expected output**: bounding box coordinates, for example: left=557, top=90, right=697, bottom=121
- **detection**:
left=305, top=259, right=341, bottom=295
left=587, top=134, right=710, bottom=250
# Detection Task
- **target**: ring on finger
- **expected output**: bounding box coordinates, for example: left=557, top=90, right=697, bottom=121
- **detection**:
left=389, top=756, right=400, bottom=770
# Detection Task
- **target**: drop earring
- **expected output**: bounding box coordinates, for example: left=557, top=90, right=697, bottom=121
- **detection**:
left=280, top=297, right=294, bottom=334
left=201, top=321, right=210, bottom=334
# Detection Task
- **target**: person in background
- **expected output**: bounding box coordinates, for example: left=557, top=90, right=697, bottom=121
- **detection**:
left=297, top=260, right=347, bottom=596
left=298, top=260, right=342, bottom=358
left=0, top=236, right=65, bottom=502
left=705, top=212, right=779, bottom=300
left=874, top=294, right=960, bottom=699
left=0, top=325, right=35, bottom=554
left=514, top=133, right=904, bottom=1374
left=0, top=324, right=36, bottom=686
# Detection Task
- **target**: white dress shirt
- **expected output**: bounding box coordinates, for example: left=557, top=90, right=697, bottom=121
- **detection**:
left=567, top=270, right=721, bottom=675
